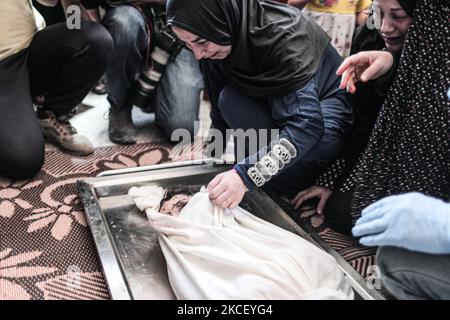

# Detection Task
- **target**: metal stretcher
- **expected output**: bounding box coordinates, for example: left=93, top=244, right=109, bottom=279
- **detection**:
left=77, top=159, right=386, bottom=300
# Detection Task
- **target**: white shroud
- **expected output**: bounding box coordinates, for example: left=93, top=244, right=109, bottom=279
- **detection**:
left=129, top=186, right=354, bottom=300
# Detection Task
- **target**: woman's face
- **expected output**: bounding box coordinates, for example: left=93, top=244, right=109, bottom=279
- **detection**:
left=159, top=194, right=192, bottom=217
left=171, top=26, right=232, bottom=60
left=373, top=0, right=413, bottom=52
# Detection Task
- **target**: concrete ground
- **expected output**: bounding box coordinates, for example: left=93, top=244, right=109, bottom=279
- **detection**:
left=46, top=91, right=235, bottom=162
left=46, top=91, right=213, bottom=151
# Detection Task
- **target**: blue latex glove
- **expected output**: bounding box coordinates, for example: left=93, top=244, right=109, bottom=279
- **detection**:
left=352, top=192, right=450, bottom=254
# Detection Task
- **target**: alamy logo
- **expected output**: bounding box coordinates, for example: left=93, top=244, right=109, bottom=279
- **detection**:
left=66, top=5, right=81, bottom=30
left=171, top=122, right=281, bottom=164
left=366, top=6, right=382, bottom=30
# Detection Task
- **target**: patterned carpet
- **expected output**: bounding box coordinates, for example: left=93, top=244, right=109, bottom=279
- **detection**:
left=297, top=208, right=376, bottom=279
left=0, top=141, right=375, bottom=300
left=0, top=142, right=203, bottom=300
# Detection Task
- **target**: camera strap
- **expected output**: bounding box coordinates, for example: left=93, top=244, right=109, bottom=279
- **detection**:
left=131, top=4, right=154, bottom=68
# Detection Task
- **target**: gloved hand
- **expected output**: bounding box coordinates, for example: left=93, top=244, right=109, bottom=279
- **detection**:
left=352, top=192, right=450, bottom=254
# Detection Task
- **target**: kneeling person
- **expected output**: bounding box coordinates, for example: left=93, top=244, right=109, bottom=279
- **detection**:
left=167, top=0, right=353, bottom=208
left=0, top=0, right=113, bottom=179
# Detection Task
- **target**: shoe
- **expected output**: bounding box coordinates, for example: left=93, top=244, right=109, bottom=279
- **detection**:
left=108, top=105, right=137, bottom=145
left=37, top=109, right=94, bottom=156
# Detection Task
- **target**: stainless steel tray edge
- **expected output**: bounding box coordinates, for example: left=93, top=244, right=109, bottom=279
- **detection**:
left=77, top=180, right=132, bottom=300
left=97, top=158, right=225, bottom=177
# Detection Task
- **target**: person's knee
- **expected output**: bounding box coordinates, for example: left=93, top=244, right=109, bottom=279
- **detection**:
left=161, top=117, right=198, bottom=142
left=376, top=246, right=399, bottom=275
left=1, top=146, right=45, bottom=180
left=157, top=77, right=202, bottom=139
left=80, top=21, right=114, bottom=68
left=218, top=85, right=238, bottom=119
left=376, top=247, right=424, bottom=299
left=164, top=56, right=203, bottom=97
left=102, top=6, right=146, bottom=51
left=375, top=247, right=403, bottom=296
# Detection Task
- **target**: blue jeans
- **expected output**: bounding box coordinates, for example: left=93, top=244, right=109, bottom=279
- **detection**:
left=103, top=5, right=204, bottom=139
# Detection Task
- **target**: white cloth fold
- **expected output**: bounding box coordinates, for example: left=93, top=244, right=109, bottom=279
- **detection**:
left=130, top=186, right=354, bottom=300
left=128, top=185, right=165, bottom=212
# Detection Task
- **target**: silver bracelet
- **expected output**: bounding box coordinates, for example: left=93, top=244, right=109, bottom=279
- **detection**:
left=260, top=154, right=279, bottom=175
left=268, top=150, right=285, bottom=170
left=247, top=167, right=266, bottom=187
left=246, top=139, right=297, bottom=188
left=279, top=138, right=297, bottom=158
left=255, top=162, right=272, bottom=181
left=272, top=144, right=292, bottom=164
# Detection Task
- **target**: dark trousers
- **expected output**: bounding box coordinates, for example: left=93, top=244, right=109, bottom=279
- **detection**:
left=0, top=21, right=113, bottom=180
left=377, top=247, right=450, bottom=299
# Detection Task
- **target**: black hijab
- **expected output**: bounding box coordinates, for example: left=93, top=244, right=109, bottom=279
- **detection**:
left=350, top=0, right=450, bottom=221
left=166, top=0, right=330, bottom=99
left=397, top=0, right=417, bottom=17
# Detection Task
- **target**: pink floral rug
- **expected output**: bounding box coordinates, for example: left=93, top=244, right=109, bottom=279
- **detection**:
left=0, top=142, right=203, bottom=300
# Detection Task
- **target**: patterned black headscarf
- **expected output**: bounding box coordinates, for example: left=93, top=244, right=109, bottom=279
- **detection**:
left=351, top=0, right=450, bottom=220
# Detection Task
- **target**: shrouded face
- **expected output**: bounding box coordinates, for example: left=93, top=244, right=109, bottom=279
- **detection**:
left=159, top=194, right=192, bottom=217
left=373, top=0, right=413, bottom=52
left=171, top=26, right=232, bottom=60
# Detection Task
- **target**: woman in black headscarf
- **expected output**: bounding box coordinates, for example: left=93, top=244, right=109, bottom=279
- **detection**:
left=166, top=0, right=353, bottom=209
left=291, top=0, right=417, bottom=234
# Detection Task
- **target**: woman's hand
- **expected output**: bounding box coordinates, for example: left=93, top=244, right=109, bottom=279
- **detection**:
left=207, top=170, right=248, bottom=209
left=291, top=185, right=332, bottom=214
left=336, top=51, right=394, bottom=94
